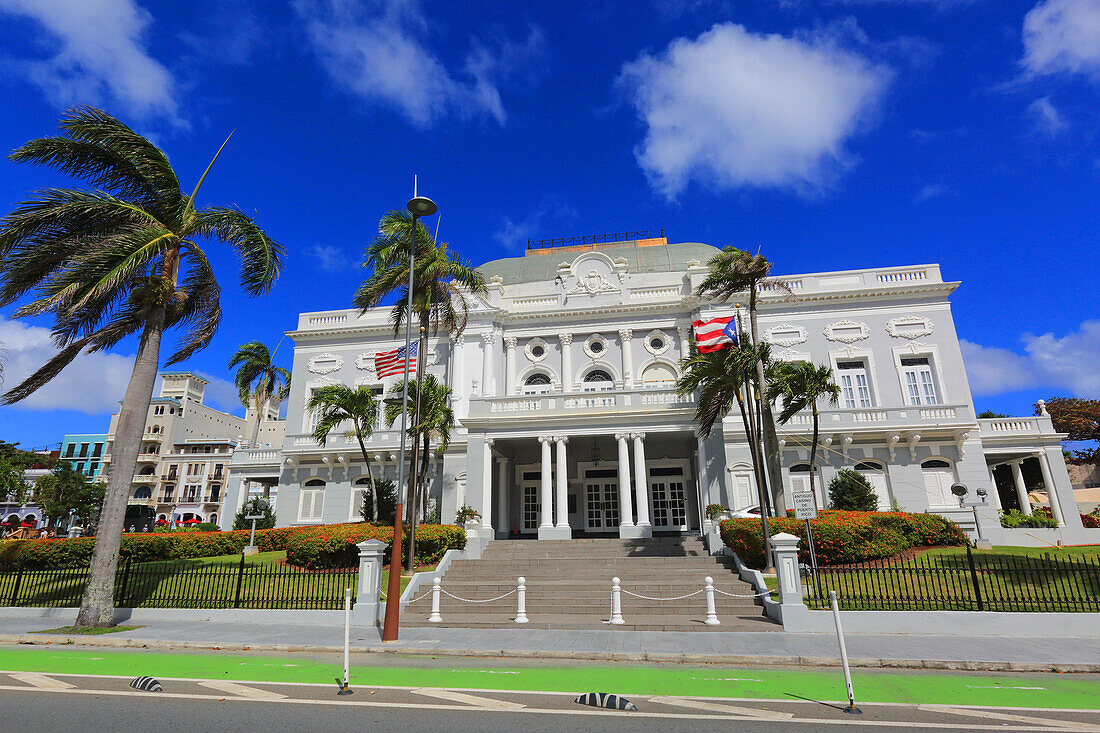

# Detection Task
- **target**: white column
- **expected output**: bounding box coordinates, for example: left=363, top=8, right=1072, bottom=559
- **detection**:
left=482, top=438, right=494, bottom=532
left=1009, top=460, right=1032, bottom=516
left=987, top=465, right=1003, bottom=512
left=504, top=336, right=518, bottom=395
left=1036, top=452, right=1065, bottom=526
left=539, top=437, right=553, bottom=529
left=632, top=432, right=651, bottom=528
left=619, top=329, right=634, bottom=389
left=616, top=433, right=634, bottom=527
left=554, top=436, right=569, bottom=529
left=480, top=329, right=494, bottom=398
left=452, top=335, right=466, bottom=410
left=559, top=333, right=573, bottom=392
left=496, top=456, right=509, bottom=538
left=676, top=325, right=691, bottom=357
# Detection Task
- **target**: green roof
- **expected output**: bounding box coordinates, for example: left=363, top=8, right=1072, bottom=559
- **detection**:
left=478, top=241, right=720, bottom=285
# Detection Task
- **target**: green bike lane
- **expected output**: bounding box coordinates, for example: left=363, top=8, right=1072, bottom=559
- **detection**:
left=0, top=646, right=1094, bottom=711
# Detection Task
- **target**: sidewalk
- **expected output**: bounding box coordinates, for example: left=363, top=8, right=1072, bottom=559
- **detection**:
left=0, top=614, right=1096, bottom=672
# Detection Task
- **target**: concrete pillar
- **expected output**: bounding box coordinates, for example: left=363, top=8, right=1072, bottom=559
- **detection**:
left=987, top=465, right=1003, bottom=512
left=554, top=436, right=569, bottom=530
left=496, top=456, right=509, bottom=538
left=619, top=329, right=633, bottom=389
left=559, top=333, right=573, bottom=392
left=632, top=433, right=652, bottom=533
left=452, top=334, right=465, bottom=399
left=676, top=325, right=690, bottom=358
left=480, top=329, right=494, bottom=398
left=504, top=336, right=518, bottom=395
left=481, top=438, right=494, bottom=533
left=1010, top=460, right=1032, bottom=516
left=769, top=532, right=808, bottom=627
left=539, top=437, right=553, bottom=529
left=1036, top=452, right=1065, bottom=527
left=352, top=538, right=387, bottom=626
left=615, top=433, right=634, bottom=529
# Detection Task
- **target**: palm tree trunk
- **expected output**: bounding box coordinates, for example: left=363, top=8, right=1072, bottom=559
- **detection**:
left=354, top=424, right=373, bottom=522
left=749, top=287, right=787, bottom=516
left=248, top=384, right=267, bottom=447
left=369, top=463, right=379, bottom=523
left=740, top=376, right=772, bottom=517
left=405, top=326, right=427, bottom=574
left=74, top=306, right=165, bottom=628
left=809, top=404, right=820, bottom=507
left=733, top=385, right=770, bottom=566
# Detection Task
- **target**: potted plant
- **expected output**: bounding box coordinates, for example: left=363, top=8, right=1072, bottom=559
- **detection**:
left=455, top=505, right=482, bottom=528
left=705, top=503, right=732, bottom=521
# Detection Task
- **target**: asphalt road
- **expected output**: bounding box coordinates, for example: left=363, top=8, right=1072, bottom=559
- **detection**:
left=1, top=674, right=1097, bottom=732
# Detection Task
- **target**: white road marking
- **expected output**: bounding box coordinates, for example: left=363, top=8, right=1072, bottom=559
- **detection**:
left=198, top=681, right=288, bottom=700
left=918, top=704, right=1100, bottom=731
left=966, top=686, right=1046, bottom=690
left=8, top=672, right=75, bottom=690
left=411, top=687, right=525, bottom=710
left=649, top=695, right=793, bottom=720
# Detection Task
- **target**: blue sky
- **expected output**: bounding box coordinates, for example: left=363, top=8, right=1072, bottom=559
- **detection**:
left=0, top=0, right=1098, bottom=449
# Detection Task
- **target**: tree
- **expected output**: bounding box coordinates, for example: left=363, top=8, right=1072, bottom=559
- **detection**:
left=385, top=373, right=454, bottom=571
left=766, top=361, right=840, bottom=512
left=828, top=469, right=879, bottom=511
left=307, top=384, right=382, bottom=521
left=977, top=410, right=1008, bottom=418
left=232, top=496, right=276, bottom=530
left=34, top=464, right=105, bottom=527
left=1039, top=397, right=1100, bottom=464
left=360, top=478, right=397, bottom=525
left=228, top=340, right=290, bottom=447
left=0, top=108, right=283, bottom=627
left=0, top=441, right=43, bottom=504
left=696, top=247, right=789, bottom=515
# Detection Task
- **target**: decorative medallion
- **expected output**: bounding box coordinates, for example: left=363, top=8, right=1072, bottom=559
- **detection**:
left=644, top=329, right=670, bottom=356
left=568, top=270, right=618, bottom=295
left=823, top=320, right=870, bottom=345
left=765, top=324, right=807, bottom=348
left=583, top=333, right=609, bottom=360
left=525, top=337, right=549, bottom=363
left=886, top=315, right=934, bottom=340
left=308, top=353, right=343, bottom=374
left=355, top=353, right=375, bottom=372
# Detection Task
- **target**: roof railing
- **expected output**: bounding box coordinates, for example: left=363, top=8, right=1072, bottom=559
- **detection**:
left=526, top=228, right=662, bottom=250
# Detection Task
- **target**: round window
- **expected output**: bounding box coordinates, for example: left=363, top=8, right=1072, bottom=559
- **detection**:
left=531, top=345, right=545, bottom=358
left=650, top=337, right=664, bottom=350
left=590, top=341, right=603, bottom=353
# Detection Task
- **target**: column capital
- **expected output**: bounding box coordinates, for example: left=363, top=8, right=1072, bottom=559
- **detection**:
left=554, top=435, right=569, bottom=444
left=630, top=432, right=646, bottom=441
left=504, top=335, right=518, bottom=349
left=558, top=332, right=573, bottom=345
left=618, top=328, right=633, bottom=341
left=480, top=328, right=495, bottom=342
left=455, top=333, right=466, bottom=346
left=614, top=432, right=630, bottom=441
left=485, top=437, right=495, bottom=447
left=538, top=435, right=553, bottom=444
left=495, top=455, right=508, bottom=465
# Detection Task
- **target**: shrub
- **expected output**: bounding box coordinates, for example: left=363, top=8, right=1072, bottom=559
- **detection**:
left=358, top=479, right=397, bottom=524
left=233, top=497, right=276, bottom=530
left=0, top=530, right=253, bottom=569
left=454, top=506, right=481, bottom=524
left=1000, top=509, right=1059, bottom=529
left=284, top=524, right=466, bottom=569
left=827, top=469, right=879, bottom=511
left=705, top=504, right=728, bottom=519
left=719, top=510, right=966, bottom=568
left=1082, top=509, right=1100, bottom=529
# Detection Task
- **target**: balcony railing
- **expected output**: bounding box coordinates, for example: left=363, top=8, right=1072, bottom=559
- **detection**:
left=466, top=387, right=696, bottom=419
left=978, top=415, right=1055, bottom=439
left=131, top=474, right=158, bottom=485
left=774, top=404, right=974, bottom=433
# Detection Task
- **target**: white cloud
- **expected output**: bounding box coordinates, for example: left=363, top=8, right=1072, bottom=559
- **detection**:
left=293, top=0, right=542, bottom=127
left=618, top=22, right=891, bottom=199
left=1026, top=95, right=1068, bottom=134
left=0, top=0, right=179, bottom=122
left=961, top=320, right=1100, bottom=398
left=1022, top=0, right=1100, bottom=81
left=492, top=196, right=578, bottom=252
left=190, top=372, right=244, bottom=416
left=915, top=183, right=950, bottom=202
left=0, top=316, right=134, bottom=413
left=307, top=243, right=357, bottom=272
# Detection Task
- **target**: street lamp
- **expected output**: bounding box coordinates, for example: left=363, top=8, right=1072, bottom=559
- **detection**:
left=952, top=483, right=990, bottom=547
left=381, top=190, right=437, bottom=643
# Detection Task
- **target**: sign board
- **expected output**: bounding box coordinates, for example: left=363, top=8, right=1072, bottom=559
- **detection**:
left=245, top=514, right=265, bottom=521
left=792, top=492, right=818, bottom=520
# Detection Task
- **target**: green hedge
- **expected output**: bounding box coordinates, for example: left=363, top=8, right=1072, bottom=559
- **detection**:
left=284, top=524, right=466, bottom=569
left=720, top=510, right=967, bottom=568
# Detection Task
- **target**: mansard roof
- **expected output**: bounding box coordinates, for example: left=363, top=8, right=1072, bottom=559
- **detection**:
left=478, top=240, right=720, bottom=285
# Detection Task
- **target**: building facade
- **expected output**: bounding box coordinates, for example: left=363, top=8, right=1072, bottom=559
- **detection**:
left=223, top=237, right=1095, bottom=547
left=59, top=434, right=108, bottom=480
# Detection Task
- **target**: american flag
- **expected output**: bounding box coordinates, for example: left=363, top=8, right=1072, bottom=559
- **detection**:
left=692, top=316, right=739, bottom=353
left=375, top=342, right=418, bottom=378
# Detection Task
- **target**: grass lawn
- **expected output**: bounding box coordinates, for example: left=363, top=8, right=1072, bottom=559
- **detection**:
left=1, top=552, right=436, bottom=610
left=924, top=544, right=1100, bottom=560
left=32, top=625, right=140, bottom=635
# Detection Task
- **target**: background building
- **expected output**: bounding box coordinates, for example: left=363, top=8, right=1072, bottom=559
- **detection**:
left=59, top=434, right=107, bottom=480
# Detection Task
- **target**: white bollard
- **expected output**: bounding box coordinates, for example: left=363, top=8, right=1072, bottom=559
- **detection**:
left=428, top=577, right=442, bottom=623
left=829, top=590, right=861, bottom=715
left=610, top=576, right=625, bottom=625
left=515, top=576, right=529, bottom=624
left=338, top=587, right=352, bottom=695
left=704, top=576, right=720, bottom=625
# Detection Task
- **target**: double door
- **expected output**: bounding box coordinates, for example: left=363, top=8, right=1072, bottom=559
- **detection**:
left=585, top=469, right=619, bottom=531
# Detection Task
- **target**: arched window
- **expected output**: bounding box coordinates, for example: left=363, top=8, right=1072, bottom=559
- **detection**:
left=854, top=461, right=890, bottom=510
left=139, top=466, right=156, bottom=475
left=134, top=487, right=152, bottom=499
left=789, top=463, right=824, bottom=508
left=299, top=479, right=325, bottom=522
left=523, top=372, right=553, bottom=395
left=640, top=362, right=676, bottom=388
left=582, top=369, right=614, bottom=392
left=208, top=513, right=218, bottom=526
left=921, top=459, right=955, bottom=508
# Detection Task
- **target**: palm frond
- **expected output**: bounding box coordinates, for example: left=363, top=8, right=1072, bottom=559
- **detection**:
left=192, top=207, right=284, bottom=295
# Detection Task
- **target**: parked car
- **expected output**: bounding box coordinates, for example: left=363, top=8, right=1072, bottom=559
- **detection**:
left=729, top=505, right=762, bottom=518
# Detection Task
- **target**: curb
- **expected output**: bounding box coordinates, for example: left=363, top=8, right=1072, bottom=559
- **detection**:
left=1, top=633, right=1096, bottom=673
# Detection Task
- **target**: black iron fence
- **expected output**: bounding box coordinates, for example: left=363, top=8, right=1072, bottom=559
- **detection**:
left=526, top=230, right=655, bottom=250
left=0, top=556, right=358, bottom=610
left=803, top=547, right=1100, bottom=612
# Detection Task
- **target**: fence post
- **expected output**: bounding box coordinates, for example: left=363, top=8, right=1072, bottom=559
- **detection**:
left=610, top=577, right=624, bottom=625
left=514, top=576, right=528, bottom=624
left=117, top=555, right=133, bottom=606
left=428, top=577, right=442, bottom=623
left=10, top=566, right=24, bottom=606
left=965, top=544, right=984, bottom=612
left=704, top=576, right=720, bottom=625
left=233, top=553, right=246, bottom=609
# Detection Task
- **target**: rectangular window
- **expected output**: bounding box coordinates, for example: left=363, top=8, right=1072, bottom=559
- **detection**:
left=900, top=357, right=939, bottom=405
left=75, top=462, right=85, bottom=474
left=79, top=443, right=89, bottom=457
left=64, top=444, right=76, bottom=458
left=92, top=443, right=103, bottom=457
left=89, top=462, right=99, bottom=474
left=298, top=490, right=324, bottom=522
left=836, top=360, right=873, bottom=408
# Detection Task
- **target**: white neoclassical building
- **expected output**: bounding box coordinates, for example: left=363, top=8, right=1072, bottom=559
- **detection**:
left=223, top=235, right=1096, bottom=547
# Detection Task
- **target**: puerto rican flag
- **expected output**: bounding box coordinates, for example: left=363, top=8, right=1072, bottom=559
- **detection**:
left=692, top=316, right=739, bottom=353
left=375, top=342, right=418, bottom=379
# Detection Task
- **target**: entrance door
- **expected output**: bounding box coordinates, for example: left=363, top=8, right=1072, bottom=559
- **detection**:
left=650, top=465, right=688, bottom=531
left=520, top=470, right=541, bottom=533
left=584, top=469, right=619, bottom=530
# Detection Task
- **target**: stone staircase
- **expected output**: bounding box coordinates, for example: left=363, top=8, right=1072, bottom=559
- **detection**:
left=402, top=536, right=778, bottom=631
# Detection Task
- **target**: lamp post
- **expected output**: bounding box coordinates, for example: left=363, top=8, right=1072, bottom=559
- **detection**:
left=952, top=483, right=990, bottom=548
left=382, top=189, right=437, bottom=643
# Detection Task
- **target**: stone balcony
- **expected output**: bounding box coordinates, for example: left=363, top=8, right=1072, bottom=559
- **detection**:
left=774, top=403, right=976, bottom=437
left=978, top=415, right=1058, bottom=441
left=465, top=387, right=696, bottom=422
left=130, top=474, right=158, bottom=485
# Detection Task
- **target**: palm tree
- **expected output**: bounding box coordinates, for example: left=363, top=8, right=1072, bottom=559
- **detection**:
left=385, top=373, right=454, bottom=572
left=766, top=361, right=840, bottom=510
left=0, top=108, right=283, bottom=627
left=696, top=247, right=789, bottom=515
left=228, top=340, right=291, bottom=447
left=308, top=385, right=382, bottom=522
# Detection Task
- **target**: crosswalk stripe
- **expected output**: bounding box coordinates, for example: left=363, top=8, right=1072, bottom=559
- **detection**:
left=411, top=687, right=525, bottom=710
left=9, top=672, right=75, bottom=690
left=917, top=704, right=1100, bottom=731
left=649, top=696, right=793, bottom=720
left=198, top=681, right=288, bottom=700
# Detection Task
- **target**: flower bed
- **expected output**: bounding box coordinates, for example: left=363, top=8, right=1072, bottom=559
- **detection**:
left=720, top=510, right=966, bottom=568
left=284, top=524, right=466, bottom=569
